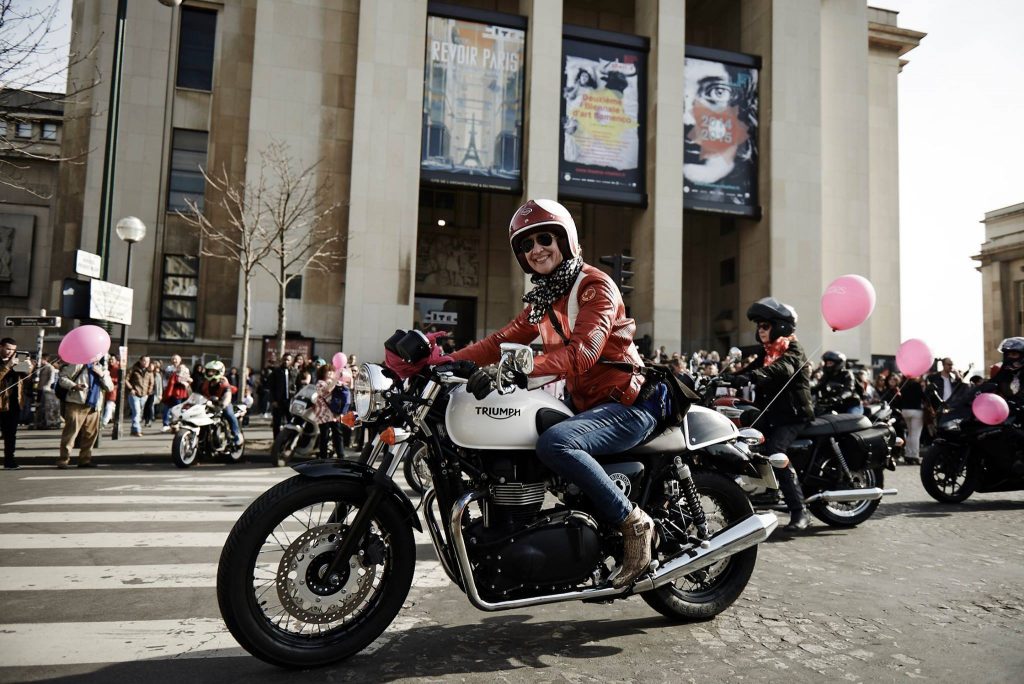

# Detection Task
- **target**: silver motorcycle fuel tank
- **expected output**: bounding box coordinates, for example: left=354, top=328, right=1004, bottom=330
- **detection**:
left=445, top=385, right=573, bottom=450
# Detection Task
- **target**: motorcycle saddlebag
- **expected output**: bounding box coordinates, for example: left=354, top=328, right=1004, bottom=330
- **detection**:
left=839, top=426, right=891, bottom=470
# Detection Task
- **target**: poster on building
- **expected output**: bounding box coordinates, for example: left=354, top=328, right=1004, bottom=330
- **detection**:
left=683, top=48, right=760, bottom=218
left=421, top=12, right=526, bottom=192
left=559, top=34, right=647, bottom=206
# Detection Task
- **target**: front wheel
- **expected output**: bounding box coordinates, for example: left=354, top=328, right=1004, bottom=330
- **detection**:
left=171, top=430, right=199, bottom=468
left=217, top=476, right=416, bottom=668
left=642, top=470, right=758, bottom=621
left=808, top=467, right=883, bottom=527
left=271, top=430, right=298, bottom=468
left=402, top=442, right=431, bottom=495
left=921, top=442, right=976, bottom=503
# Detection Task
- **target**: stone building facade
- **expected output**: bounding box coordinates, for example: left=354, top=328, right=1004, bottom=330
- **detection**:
left=46, top=0, right=923, bottom=367
left=976, top=202, right=1024, bottom=368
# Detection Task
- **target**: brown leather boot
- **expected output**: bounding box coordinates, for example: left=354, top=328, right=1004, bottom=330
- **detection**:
left=611, top=505, right=654, bottom=588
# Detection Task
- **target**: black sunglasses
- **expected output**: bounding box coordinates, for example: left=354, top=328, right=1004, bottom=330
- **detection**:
left=756, top=321, right=772, bottom=331
left=516, top=232, right=556, bottom=253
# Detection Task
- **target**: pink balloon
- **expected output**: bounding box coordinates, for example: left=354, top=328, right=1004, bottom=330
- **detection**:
left=972, top=393, right=1010, bottom=426
left=821, top=275, right=876, bottom=331
left=58, top=325, right=111, bottom=365
left=896, top=338, right=933, bottom=377
left=332, top=352, right=347, bottom=371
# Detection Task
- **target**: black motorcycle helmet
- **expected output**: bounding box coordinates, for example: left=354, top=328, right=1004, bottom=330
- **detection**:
left=998, top=337, right=1024, bottom=370
left=746, top=297, right=797, bottom=341
left=822, top=350, right=847, bottom=372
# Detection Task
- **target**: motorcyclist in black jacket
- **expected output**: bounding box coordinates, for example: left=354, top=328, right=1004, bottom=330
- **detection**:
left=813, top=351, right=862, bottom=415
left=992, top=337, right=1024, bottom=475
left=729, top=297, right=815, bottom=531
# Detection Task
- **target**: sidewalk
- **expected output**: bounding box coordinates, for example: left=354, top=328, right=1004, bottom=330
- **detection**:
left=6, top=417, right=279, bottom=468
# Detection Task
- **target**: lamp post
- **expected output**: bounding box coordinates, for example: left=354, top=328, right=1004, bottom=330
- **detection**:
left=111, top=217, right=146, bottom=440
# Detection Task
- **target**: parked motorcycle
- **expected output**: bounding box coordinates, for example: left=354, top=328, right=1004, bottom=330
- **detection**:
left=217, top=336, right=779, bottom=668
left=920, top=388, right=1024, bottom=503
left=168, top=392, right=246, bottom=468
left=705, top=377, right=899, bottom=527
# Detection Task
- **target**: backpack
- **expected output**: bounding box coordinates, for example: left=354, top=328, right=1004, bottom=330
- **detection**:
left=55, top=366, right=86, bottom=403
left=328, top=385, right=351, bottom=416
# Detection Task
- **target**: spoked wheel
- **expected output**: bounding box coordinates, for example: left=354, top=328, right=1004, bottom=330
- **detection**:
left=921, top=443, right=976, bottom=503
left=217, top=476, right=415, bottom=668
left=402, top=442, right=431, bottom=495
left=642, top=471, right=758, bottom=621
left=272, top=431, right=298, bottom=468
left=171, top=430, right=199, bottom=468
left=808, top=466, right=883, bottom=527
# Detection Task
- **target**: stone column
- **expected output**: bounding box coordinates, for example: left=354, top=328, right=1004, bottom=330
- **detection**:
left=633, top=0, right=686, bottom=354
left=342, top=0, right=429, bottom=359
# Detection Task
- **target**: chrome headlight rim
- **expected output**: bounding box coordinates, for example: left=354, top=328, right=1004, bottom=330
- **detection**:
left=353, top=363, right=392, bottom=421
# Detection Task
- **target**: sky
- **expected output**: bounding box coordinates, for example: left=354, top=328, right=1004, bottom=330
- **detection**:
left=9, top=1, right=1022, bottom=373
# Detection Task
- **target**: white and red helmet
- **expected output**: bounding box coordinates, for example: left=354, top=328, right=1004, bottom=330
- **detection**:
left=508, top=199, right=580, bottom=274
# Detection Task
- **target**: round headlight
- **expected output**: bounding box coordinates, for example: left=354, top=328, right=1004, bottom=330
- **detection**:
left=353, top=363, right=392, bottom=421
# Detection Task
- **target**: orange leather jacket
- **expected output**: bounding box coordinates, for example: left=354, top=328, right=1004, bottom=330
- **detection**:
left=452, top=264, right=643, bottom=411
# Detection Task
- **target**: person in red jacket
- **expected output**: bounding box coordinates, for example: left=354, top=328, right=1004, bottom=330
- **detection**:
left=451, top=199, right=665, bottom=588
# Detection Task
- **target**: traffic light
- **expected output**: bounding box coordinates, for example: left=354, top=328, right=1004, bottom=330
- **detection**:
left=598, top=254, right=635, bottom=297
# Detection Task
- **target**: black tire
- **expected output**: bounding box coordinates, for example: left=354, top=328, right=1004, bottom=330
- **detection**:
left=217, top=476, right=416, bottom=668
left=921, top=442, right=976, bottom=503
left=271, top=430, right=298, bottom=468
left=642, top=470, right=758, bottom=622
left=171, top=430, right=199, bottom=468
left=808, top=467, right=883, bottom=527
left=402, top=442, right=430, bottom=495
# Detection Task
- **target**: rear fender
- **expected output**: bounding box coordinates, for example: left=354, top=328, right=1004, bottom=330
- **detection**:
left=291, top=460, right=422, bottom=532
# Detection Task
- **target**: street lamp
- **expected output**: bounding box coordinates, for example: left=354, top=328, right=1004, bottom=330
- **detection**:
left=110, top=217, right=146, bottom=440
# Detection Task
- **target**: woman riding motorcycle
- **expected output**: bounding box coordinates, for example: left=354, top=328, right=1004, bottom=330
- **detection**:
left=450, top=198, right=665, bottom=588
left=729, top=298, right=815, bottom=531
left=200, top=360, right=241, bottom=446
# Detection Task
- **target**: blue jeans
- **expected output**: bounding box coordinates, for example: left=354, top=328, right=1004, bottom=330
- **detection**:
left=222, top=403, right=241, bottom=443
left=536, top=402, right=658, bottom=525
left=128, top=395, right=145, bottom=433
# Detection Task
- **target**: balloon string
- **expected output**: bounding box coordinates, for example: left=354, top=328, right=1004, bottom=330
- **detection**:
left=749, top=343, right=822, bottom=430
left=0, top=374, right=34, bottom=397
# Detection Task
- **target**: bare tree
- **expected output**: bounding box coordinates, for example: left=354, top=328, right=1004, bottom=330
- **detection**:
left=1, top=0, right=100, bottom=196
left=256, top=142, right=344, bottom=360
left=177, top=163, right=275, bottom=393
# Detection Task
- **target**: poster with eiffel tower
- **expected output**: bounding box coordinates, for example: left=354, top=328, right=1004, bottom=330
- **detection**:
left=421, top=12, right=526, bottom=192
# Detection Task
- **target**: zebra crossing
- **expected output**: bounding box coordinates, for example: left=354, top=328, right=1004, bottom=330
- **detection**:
left=0, top=466, right=447, bottom=672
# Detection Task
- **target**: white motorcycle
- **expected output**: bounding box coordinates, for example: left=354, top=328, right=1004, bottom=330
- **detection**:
left=217, top=334, right=779, bottom=668
left=169, top=392, right=247, bottom=468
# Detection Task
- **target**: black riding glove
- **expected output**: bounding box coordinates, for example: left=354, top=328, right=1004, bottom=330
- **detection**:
left=467, top=367, right=498, bottom=400
left=729, top=373, right=752, bottom=389
left=434, top=360, right=477, bottom=379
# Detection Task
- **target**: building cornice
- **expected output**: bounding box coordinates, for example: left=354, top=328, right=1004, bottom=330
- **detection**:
left=868, top=22, right=926, bottom=58
left=983, top=202, right=1024, bottom=223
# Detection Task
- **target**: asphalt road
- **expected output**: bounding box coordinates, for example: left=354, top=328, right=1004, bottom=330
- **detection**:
left=0, top=430, right=1021, bottom=683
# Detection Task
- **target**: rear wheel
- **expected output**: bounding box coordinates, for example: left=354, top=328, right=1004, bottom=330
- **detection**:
left=216, top=476, right=416, bottom=668
left=171, top=430, right=199, bottom=468
left=808, top=467, right=882, bottom=527
left=642, top=471, right=758, bottom=621
left=921, top=442, right=976, bottom=503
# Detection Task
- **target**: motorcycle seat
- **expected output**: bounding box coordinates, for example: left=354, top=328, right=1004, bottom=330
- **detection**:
left=799, top=413, right=872, bottom=437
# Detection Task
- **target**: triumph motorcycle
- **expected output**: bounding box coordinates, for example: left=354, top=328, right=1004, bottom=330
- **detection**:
left=217, top=336, right=779, bottom=668
left=920, top=388, right=1024, bottom=503
left=704, top=376, right=900, bottom=527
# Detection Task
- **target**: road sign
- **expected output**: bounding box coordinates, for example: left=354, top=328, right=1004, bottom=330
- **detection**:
left=75, top=250, right=102, bottom=279
left=3, top=316, right=61, bottom=327
left=90, top=280, right=133, bottom=325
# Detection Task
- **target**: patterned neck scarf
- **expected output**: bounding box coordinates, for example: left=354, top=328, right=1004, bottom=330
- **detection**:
left=763, top=334, right=795, bottom=367
left=523, top=256, right=584, bottom=324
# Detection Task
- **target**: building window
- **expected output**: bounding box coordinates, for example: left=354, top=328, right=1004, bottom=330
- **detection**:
left=286, top=275, right=303, bottom=300
left=176, top=6, right=217, bottom=90
left=159, top=255, right=200, bottom=341
left=41, top=123, right=58, bottom=140
left=15, top=122, right=32, bottom=138
left=167, top=129, right=208, bottom=213
left=0, top=120, right=7, bottom=137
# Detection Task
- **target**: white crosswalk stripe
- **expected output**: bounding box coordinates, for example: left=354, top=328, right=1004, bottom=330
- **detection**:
left=0, top=468, right=440, bottom=670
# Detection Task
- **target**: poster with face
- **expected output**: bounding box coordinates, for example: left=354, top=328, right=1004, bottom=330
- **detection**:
left=558, top=38, right=646, bottom=205
left=421, top=15, right=526, bottom=192
left=683, top=54, right=760, bottom=217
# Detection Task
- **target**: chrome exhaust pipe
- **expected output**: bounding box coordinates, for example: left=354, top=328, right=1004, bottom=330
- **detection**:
left=804, top=487, right=898, bottom=504
left=633, top=513, right=778, bottom=593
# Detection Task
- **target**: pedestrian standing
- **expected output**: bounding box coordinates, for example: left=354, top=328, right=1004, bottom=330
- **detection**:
left=144, top=360, right=162, bottom=428
left=896, top=375, right=926, bottom=465
left=100, top=356, right=120, bottom=426
left=1, top=338, right=35, bottom=469
left=57, top=358, right=113, bottom=468
left=126, top=356, right=154, bottom=436
left=162, top=364, right=192, bottom=431
left=34, top=353, right=62, bottom=429
left=313, top=365, right=343, bottom=459
left=269, top=353, right=294, bottom=438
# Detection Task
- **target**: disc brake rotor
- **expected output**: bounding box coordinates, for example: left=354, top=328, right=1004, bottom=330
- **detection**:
left=276, top=524, right=376, bottom=624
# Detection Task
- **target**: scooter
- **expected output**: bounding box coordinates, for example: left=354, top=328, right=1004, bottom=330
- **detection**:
left=168, top=393, right=246, bottom=468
